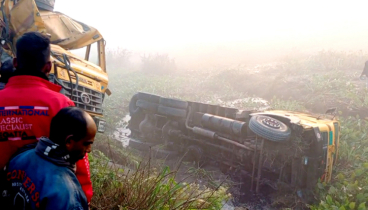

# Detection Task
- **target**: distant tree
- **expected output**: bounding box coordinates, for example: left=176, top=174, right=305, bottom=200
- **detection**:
left=141, top=53, right=177, bottom=74
left=106, top=47, right=132, bottom=70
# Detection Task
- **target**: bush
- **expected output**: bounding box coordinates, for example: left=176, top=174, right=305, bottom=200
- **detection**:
left=280, top=50, right=368, bottom=73
left=269, top=96, right=307, bottom=111
left=106, top=48, right=132, bottom=70
left=89, top=150, right=230, bottom=210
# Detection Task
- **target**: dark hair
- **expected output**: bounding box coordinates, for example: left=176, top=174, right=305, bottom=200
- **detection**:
left=0, top=59, right=15, bottom=83
left=50, top=107, right=88, bottom=145
left=15, top=32, right=51, bottom=71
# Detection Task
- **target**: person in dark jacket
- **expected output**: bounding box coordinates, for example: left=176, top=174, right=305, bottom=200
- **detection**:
left=7, top=107, right=96, bottom=210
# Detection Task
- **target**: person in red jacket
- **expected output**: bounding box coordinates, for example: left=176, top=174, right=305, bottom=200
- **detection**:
left=0, top=32, right=93, bottom=204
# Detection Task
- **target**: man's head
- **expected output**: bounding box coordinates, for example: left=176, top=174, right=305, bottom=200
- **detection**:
left=50, top=107, right=97, bottom=163
left=13, top=32, right=52, bottom=76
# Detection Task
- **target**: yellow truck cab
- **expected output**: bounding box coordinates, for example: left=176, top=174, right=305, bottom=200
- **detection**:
left=257, top=110, right=340, bottom=184
left=0, top=0, right=110, bottom=132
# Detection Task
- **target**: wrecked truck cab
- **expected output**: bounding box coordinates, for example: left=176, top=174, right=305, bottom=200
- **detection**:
left=248, top=110, right=340, bottom=183
left=127, top=92, right=340, bottom=196
left=0, top=0, right=110, bottom=132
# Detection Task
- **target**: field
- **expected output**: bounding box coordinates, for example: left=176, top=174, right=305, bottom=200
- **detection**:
left=90, top=50, right=368, bottom=209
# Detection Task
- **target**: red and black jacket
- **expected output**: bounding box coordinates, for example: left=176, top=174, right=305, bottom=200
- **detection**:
left=0, top=75, right=93, bottom=203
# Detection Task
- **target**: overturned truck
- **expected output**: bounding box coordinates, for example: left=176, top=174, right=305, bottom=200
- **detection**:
left=127, top=92, right=340, bottom=194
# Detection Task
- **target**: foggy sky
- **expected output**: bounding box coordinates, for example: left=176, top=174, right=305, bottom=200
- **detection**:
left=55, top=0, right=368, bottom=66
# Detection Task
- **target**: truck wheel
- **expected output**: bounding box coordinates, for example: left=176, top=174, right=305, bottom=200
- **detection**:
left=249, top=115, right=291, bottom=142
left=137, top=92, right=161, bottom=103
left=129, top=93, right=141, bottom=115
left=158, top=105, right=187, bottom=118
left=159, top=97, right=188, bottom=109
left=136, top=100, right=159, bottom=113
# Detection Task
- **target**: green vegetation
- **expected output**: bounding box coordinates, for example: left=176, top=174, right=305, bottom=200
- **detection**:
left=89, top=150, right=230, bottom=210
left=310, top=116, right=368, bottom=210
left=93, top=49, right=368, bottom=209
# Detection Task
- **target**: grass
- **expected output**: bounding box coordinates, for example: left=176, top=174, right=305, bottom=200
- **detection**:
left=92, top=49, right=368, bottom=209
left=89, top=149, right=230, bottom=210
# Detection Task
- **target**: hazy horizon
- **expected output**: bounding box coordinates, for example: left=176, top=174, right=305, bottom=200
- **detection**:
left=54, top=1, right=368, bottom=67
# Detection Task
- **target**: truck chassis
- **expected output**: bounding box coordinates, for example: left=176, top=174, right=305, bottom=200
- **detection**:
left=127, top=92, right=340, bottom=196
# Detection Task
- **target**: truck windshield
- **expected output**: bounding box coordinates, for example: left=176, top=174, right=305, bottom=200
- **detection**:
left=69, top=43, right=99, bottom=66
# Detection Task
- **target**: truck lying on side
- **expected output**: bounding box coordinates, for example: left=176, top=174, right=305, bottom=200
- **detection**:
left=127, top=92, right=340, bottom=195
left=0, top=0, right=109, bottom=132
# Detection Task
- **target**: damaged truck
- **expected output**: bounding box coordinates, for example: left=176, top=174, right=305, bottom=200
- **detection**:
left=127, top=92, right=340, bottom=196
left=0, top=0, right=109, bottom=132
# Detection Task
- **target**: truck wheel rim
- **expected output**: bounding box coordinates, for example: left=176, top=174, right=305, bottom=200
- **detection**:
left=262, top=117, right=281, bottom=129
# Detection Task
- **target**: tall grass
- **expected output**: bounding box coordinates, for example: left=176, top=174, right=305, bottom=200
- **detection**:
left=89, top=150, right=230, bottom=210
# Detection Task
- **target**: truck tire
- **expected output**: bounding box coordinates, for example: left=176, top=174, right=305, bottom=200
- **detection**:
left=249, top=115, right=291, bottom=142
left=129, top=93, right=141, bottom=116
left=159, top=97, right=188, bottom=109
left=158, top=105, right=187, bottom=118
left=136, top=100, right=159, bottom=113
left=137, top=92, right=161, bottom=103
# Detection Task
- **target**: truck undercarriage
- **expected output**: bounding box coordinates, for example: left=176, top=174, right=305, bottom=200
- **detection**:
left=127, top=92, right=340, bottom=197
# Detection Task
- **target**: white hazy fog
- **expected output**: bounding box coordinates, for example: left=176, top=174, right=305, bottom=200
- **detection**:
left=55, top=0, right=368, bottom=68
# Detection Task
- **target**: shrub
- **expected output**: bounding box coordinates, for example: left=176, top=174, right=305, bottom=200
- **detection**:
left=89, top=150, right=231, bottom=210
left=106, top=48, right=132, bottom=70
